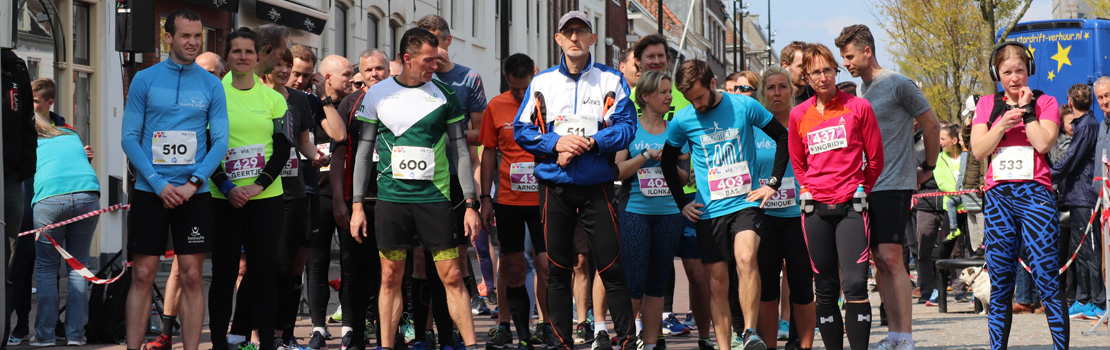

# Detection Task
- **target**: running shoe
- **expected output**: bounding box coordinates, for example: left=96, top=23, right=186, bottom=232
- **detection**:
left=487, top=288, right=498, bottom=306
left=7, top=335, right=29, bottom=346
left=867, top=338, right=899, bottom=350
left=730, top=335, right=741, bottom=350
left=575, top=321, right=595, bottom=344
left=235, top=342, right=260, bottom=350
left=696, top=338, right=715, bottom=350
left=275, top=337, right=290, bottom=350
left=28, top=338, right=54, bottom=347
left=452, top=329, right=464, bottom=348
left=486, top=325, right=513, bottom=350
left=1084, top=306, right=1108, bottom=320
left=661, top=313, right=690, bottom=336
left=591, top=330, right=613, bottom=350
left=144, top=334, right=172, bottom=350
left=491, top=308, right=500, bottom=319
left=308, top=331, right=328, bottom=350
left=286, top=337, right=308, bottom=350
left=424, top=330, right=437, bottom=350
left=412, top=342, right=429, bottom=350
left=401, top=313, right=416, bottom=342
left=739, top=329, right=766, bottom=350
left=66, top=338, right=87, bottom=346
left=782, top=340, right=802, bottom=350
left=367, top=320, right=379, bottom=339
left=329, top=306, right=344, bottom=323
left=924, top=289, right=939, bottom=307
left=340, top=331, right=354, bottom=350
left=682, top=311, right=697, bottom=330
left=586, top=309, right=595, bottom=324
left=527, top=323, right=544, bottom=348
left=1069, top=301, right=1092, bottom=319
left=542, top=323, right=558, bottom=349
left=473, top=298, right=492, bottom=315
left=893, top=340, right=916, bottom=350
left=777, top=319, right=789, bottom=340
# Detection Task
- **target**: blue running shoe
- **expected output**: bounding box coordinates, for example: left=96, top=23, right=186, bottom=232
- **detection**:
left=1069, top=301, right=1091, bottom=319
left=739, top=329, right=766, bottom=350
left=661, top=313, right=689, bottom=336
left=1084, top=306, right=1107, bottom=320
left=777, top=319, right=789, bottom=340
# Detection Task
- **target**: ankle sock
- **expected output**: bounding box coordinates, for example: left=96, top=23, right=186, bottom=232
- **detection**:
left=594, top=321, right=608, bottom=336
left=161, top=315, right=177, bottom=337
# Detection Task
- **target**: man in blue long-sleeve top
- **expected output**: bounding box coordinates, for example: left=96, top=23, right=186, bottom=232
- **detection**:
left=1052, top=83, right=1105, bottom=320
left=119, top=9, right=229, bottom=350
left=512, top=11, right=636, bottom=350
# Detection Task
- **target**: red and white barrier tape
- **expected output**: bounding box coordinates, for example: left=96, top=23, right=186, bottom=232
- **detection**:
left=910, top=189, right=982, bottom=208
left=17, top=203, right=132, bottom=284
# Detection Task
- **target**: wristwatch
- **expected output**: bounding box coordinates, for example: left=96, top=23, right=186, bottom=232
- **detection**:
left=765, top=176, right=781, bottom=190
left=920, top=160, right=936, bottom=172
left=187, top=175, right=204, bottom=189
left=640, top=149, right=650, bottom=159
left=464, top=200, right=481, bottom=210
left=320, top=96, right=338, bottom=108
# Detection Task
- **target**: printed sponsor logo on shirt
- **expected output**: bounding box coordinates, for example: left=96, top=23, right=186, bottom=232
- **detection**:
left=187, top=226, right=204, bottom=244
left=180, top=97, right=209, bottom=109
left=581, top=96, right=602, bottom=106
left=700, top=128, right=739, bottom=145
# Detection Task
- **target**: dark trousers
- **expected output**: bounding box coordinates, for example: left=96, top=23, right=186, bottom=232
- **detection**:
left=1067, top=206, right=1105, bottom=307
left=338, top=200, right=381, bottom=348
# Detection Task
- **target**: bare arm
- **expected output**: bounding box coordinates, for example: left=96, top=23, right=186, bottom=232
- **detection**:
left=320, top=104, right=347, bottom=142
left=916, top=109, right=941, bottom=167
left=1026, top=118, right=1060, bottom=154
left=467, top=111, right=484, bottom=146
left=615, top=150, right=650, bottom=180
left=296, top=130, right=318, bottom=162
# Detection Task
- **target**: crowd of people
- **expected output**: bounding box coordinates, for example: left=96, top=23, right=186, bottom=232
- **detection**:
left=3, top=7, right=1108, bottom=350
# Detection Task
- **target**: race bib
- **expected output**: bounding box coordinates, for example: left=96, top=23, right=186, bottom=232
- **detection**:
left=806, top=125, right=847, bottom=155
left=281, top=147, right=299, bottom=177
left=225, top=144, right=266, bottom=181
left=391, top=146, right=435, bottom=180
left=553, top=114, right=598, bottom=137
left=152, top=130, right=197, bottom=165
left=760, top=177, right=797, bottom=209
left=317, top=143, right=331, bottom=172
left=509, top=162, right=537, bottom=192
left=992, top=146, right=1034, bottom=181
left=707, top=162, right=751, bottom=200
left=637, top=167, right=670, bottom=197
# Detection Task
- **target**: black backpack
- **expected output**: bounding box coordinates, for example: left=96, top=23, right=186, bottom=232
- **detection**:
left=85, top=252, right=130, bottom=344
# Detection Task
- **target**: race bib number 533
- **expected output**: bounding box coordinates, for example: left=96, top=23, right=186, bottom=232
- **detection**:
left=992, top=146, right=1034, bottom=181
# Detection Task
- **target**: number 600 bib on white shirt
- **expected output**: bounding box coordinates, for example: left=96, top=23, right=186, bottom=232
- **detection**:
left=392, top=146, right=435, bottom=180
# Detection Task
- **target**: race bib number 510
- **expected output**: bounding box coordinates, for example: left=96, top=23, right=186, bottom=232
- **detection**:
left=152, top=130, right=197, bottom=165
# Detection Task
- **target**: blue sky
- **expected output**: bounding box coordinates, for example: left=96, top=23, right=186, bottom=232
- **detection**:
left=737, top=0, right=1053, bottom=84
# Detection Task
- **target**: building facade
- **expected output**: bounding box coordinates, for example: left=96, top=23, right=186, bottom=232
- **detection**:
left=1053, top=0, right=1093, bottom=19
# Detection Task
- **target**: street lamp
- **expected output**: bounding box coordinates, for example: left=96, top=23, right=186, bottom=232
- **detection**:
left=767, top=30, right=777, bottom=68
left=733, top=2, right=749, bottom=72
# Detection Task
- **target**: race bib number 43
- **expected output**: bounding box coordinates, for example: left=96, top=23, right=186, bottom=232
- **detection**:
left=806, top=125, right=847, bottom=155
left=707, top=162, right=751, bottom=200
left=392, top=146, right=435, bottom=180
left=225, top=144, right=266, bottom=181
left=553, top=114, right=598, bottom=137
left=509, top=162, right=537, bottom=192
left=152, top=130, right=197, bottom=165
left=992, top=146, right=1034, bottom=181
left=637, top=167, right=670, bottom=197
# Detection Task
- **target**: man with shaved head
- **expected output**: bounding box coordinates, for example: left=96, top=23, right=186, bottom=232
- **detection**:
left=195, top=51, right=224, bottom=77
left=254, top=24, right=289, bottom=75
left=320, top=55, right=355, bottom=104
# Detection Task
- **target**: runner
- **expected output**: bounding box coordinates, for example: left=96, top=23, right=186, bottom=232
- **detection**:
left=970, top=41, right=1066, bottom=350
left=658, top=58, right=791, bottom=350
left=349, top=27, right=481, bottom=350
left=780, top=41, right=815, bottom=104
left=837, top=25, right=939, bottom=349
left=480, top=53, right=551, bottom=350
left=615, top=70, right=688, bottom=350
left=788, top=43, right=884, bottom=350
left=206, top=27, right=292, bottom=350
left=327, top=49, right=388, bottom=350
left=725, top=71, right=759, bottom=96
left=752, top=66, right=815, bottom=350
left=120, top=9, right=228, bottom=350
left=512, top=11, right=637, bottom=350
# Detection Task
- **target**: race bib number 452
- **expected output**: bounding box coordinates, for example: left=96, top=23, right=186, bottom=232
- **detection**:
left=992, top=146, right=1034, bottom=181
left=391, top=146, right=435, bottom=181
left=553, top=114, right=598, bottom=137
left=806, top=125, right=847, bottom=155
left=152, top=130, right=197, bottom=165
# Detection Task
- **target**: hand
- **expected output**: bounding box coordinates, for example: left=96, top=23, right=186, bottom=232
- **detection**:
left=333, top=197, right=350, bottom=229
left=463, top=207, right=481, bottom=237
left=1017, top=86, right=1034, bottom=106
left=84, top=145, right=94, bottom=161
left=350, top=203, right=367, bottom=243
left=645, top=148, right=663, bottom=161
left=480, top=198, right=495, bottom=231
left=557, top=152, right=577, bottom=167
left=916, top=168, right=933, bottom=188
left=228, top=186, right=250, bottom=208
left=310, top=73, right=327, bottom=95
left=554, top=135, right=591, bottom=155
left=313, top=150, right=330, bottom=168
left=746, top=186, right=778, bottom=208
left=681, top=202, right=704, bottom=222
left=159, top=184, right=184, bottom=208
left=175, top=184, right=198, bottom=202
left=436, top=48, right=453, bottom=70
left=993, top=109, right=1023, bottom=132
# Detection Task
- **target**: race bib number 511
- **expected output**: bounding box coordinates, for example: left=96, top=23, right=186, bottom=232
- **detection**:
left=553, top=114, right=599, bottom=137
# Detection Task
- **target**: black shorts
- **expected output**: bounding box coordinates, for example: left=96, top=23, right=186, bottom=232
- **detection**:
left=493, top=203, right=545, bottom=254
left=450, top=174, right=467, bottom=245
left=695, top=207, right=763, bottom=264
left=127, top=190, right=213, bottom=256
left=867, top=190, right=912, bottom=247
left=375, top=200, right=458, bottom=252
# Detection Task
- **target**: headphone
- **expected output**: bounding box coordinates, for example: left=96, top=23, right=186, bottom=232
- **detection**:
left=988, top=41, right=1035, bottom=81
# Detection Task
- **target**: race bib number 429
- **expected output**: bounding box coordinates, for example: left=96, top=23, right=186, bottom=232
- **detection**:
left=806, top=125, right=847, bottom=155
left=152, top=130, right=197, bottom=165
left=225, top=144, right=266, bottom=181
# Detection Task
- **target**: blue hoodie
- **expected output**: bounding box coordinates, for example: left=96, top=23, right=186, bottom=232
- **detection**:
left=121, top=58, right=229, bottom=195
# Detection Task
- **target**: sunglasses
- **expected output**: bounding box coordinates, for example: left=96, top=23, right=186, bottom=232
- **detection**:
left=353, top=81, right=365, bottom=89
left=734, top=85, right=757, bottom=93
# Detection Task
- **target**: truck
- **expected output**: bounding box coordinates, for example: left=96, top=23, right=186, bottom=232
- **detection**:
left=1002, top=19, right=1110, bottom=120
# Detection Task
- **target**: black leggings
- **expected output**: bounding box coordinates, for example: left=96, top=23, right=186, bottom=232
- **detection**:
left=539, top=182, right=634, bottom=350
left=802, top=208, right=871, bottom=350
left=276, top=197, right=309, bottom=331
left=209, top=196, right=284, bottom=350
left=307, top=194, right=337, bottom=328
left=757, top=215, right=814, bottom=305
left=338, top=200, right=381, bottom=347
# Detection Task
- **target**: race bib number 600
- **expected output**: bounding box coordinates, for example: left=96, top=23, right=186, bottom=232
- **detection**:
left=152, top=131, right=197, bottom=165
left=553, top=114, right=599, bottom=137
left=392, top=146, right=435, bottom=181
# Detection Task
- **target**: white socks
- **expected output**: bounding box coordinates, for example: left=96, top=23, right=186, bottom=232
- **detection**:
left=889, top=332, right=914, bottom=344
left=635, top=319, right=643, bottom=334
left=313, top=327, right=328, bottom=335
left=594, top=321, right=608, bottom=336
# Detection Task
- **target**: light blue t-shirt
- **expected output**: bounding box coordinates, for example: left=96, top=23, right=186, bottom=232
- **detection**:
left=626, top=120, right=688, bottom=215
left=34, top=132, right=100, bottom=204
left=665, top=93, right=773, bottom=219
left=753, top=127, right=800, bottom=218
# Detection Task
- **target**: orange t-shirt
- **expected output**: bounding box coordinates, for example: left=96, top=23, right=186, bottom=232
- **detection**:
left=479, top=91, right=538, bottom=206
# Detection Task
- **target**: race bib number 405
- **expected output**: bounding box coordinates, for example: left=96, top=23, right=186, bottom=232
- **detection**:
left=806, top=125, right=847, bottom=155
left=392, top=146, right=435, bottom=180
left=225, top=144, right=266, bottom=181
left=509, top=162, right=537, bottom=192
left=759, top=177, right=797, bottom=209
left=992, top=146, right=1034, bottom=181
left=152, top=131, right=197, bottom=165
left=637, top=167, right=670, bottom=197
left=281, top=147, right=299, bottom=177
left=553, top=114, right=599, bottom=137
left=707, top=162, right=752, bottom=200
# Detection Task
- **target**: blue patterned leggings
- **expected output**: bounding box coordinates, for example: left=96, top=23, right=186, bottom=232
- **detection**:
left=983, top=182, right=1068, bottom=350
left=619, top=211, right=684, bottom=298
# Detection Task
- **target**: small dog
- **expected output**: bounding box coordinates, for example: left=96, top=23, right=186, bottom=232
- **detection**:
left=960, top=266, right=990, bottom=312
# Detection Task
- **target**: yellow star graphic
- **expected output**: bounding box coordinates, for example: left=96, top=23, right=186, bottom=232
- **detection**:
left=1051, top=42, right=1072, bottom=73
left=1048, top=70, right=1056, bottom=81
left=1086, top=32, right=1090, bottom=40
left=1029, top=47, right=1036, bottom=58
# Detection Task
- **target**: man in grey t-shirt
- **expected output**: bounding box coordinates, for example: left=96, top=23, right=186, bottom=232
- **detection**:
left=837, top=24, right=940, bottom=350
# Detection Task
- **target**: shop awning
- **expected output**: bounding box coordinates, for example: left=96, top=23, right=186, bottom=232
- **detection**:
left=181, top=0, right=240, bottom=13
left=255, top=0, right=328, bottom=35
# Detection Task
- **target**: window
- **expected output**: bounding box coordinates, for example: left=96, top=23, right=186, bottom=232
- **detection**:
left=472, top=0, right=479, bottom=38
left=451, top=0, right=459, bottom=29
left=74, top=71, right=91, bottom=142
left=391, top=18, right=403, bottom=59
left=73, top=2, right=89, bottom=65
left=335, top=4, right=347, bottom=57
left=368, top=14, right=379, bottom=49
